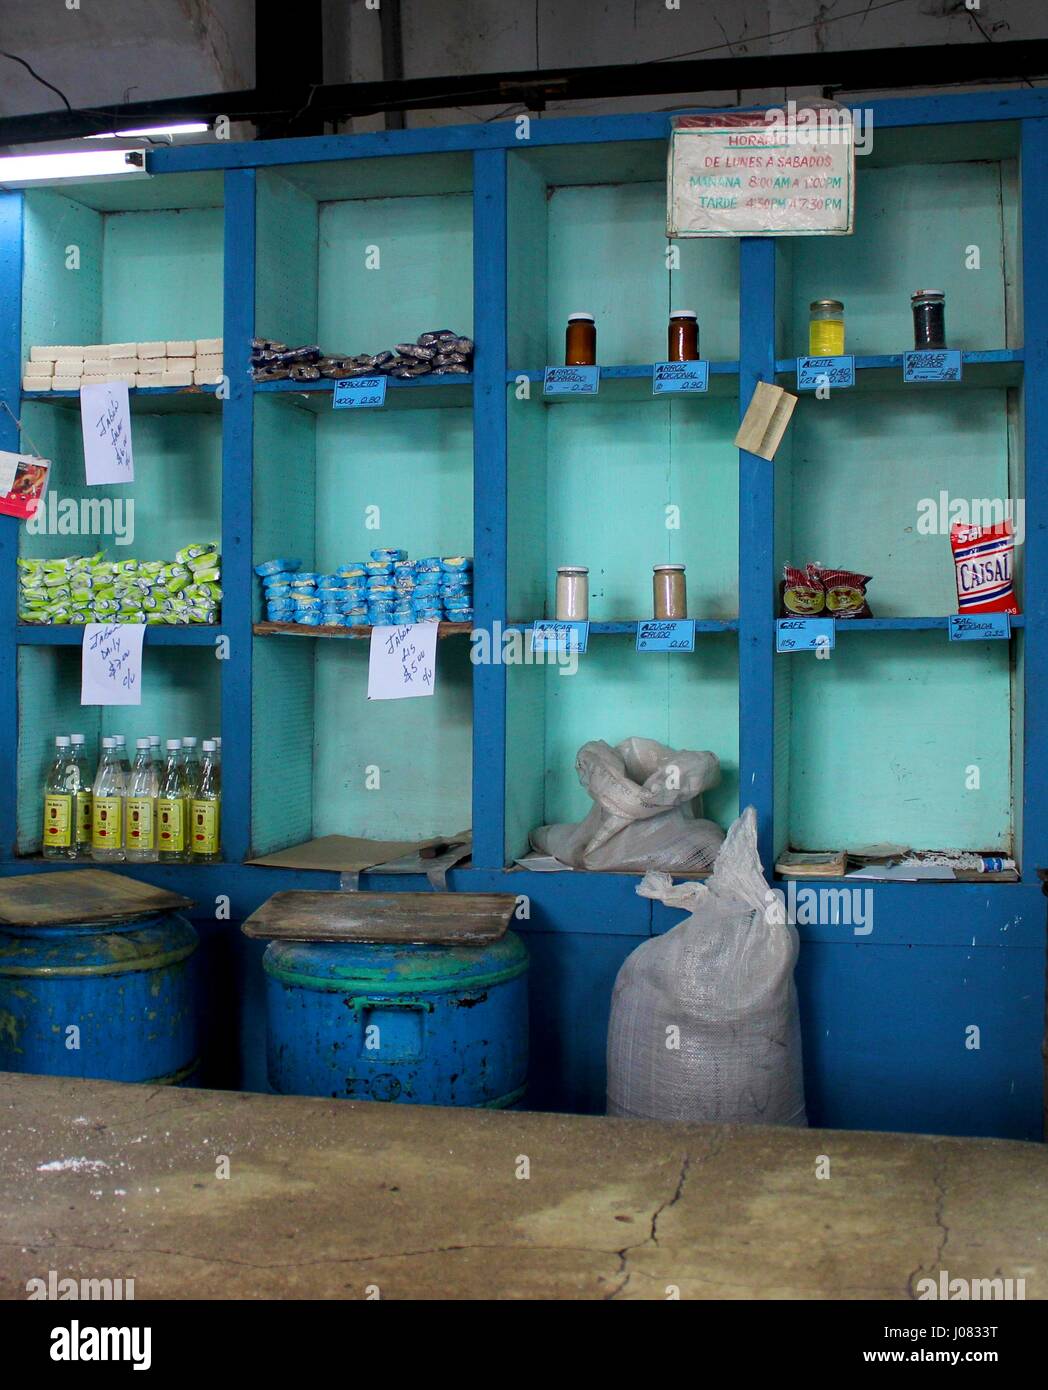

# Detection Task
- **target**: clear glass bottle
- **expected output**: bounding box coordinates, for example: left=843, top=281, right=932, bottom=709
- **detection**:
left=69, top=733, right=93, bottom=858
left=149, top=734, right=161, bottom=766
left=43, top=735, right=76, bottom=860
left=212, top=736, right=222, bottom=768
left=191, top=740, right=222, bottom=863
left=126, top=738, right=159, bottom=863
left=112, top=733, right=131, bottom=775
left=157, top=739, right=190, bottom=863
left=181, top=736, right=201, bottom=797
left=90, top=736, right=126, bottom=862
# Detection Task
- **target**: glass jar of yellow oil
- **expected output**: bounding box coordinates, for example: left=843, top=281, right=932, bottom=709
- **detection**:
left=809, top=299, right=845, bottom=355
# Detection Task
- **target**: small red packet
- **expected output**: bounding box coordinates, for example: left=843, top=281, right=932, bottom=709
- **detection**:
left=0, top=451, right=50, bottom=521
left=951, top=520, right=1019, bottom=615
left=780, top=563, right=824, bottom=617
left=809, top=563, right=872, bottom=619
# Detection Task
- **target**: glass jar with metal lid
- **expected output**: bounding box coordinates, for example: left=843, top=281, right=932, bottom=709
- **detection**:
left=911, top=290, right=946, bottom=350
left=653, top=564, right=687, bottom=620
left=565, top=313, right=596, bottom=366
left=668, top=310, right=699, bottom=362
left=809, top=299, right=845, bottom=355
left=555, top=566, right=589, bottom=621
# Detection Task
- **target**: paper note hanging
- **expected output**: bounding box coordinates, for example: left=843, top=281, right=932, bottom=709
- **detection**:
left=81, top=622, right=144, bottom=706
left=0, top=451, right=50, bottom=520
left=80, top=382, right=134, bottom=486
left=367, top=623, right=439, bottom=700
left=735, top=382, right=797, bottom=461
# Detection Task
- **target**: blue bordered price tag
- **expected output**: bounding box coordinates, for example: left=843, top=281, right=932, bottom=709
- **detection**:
left=531, top=620, right=589, bottom=653
left=652, top=362, right=709, bottom=394
left=795, top=355, right=854, bottom=390
left=776, top=618, right=835, bottom=652
left=333, top=376, right=387, bottom=408
left=543, top=366, right=600, bottom=396
left=948, top=613, right=1011, bottom=641
left=636, top=619, right=696, bottom=651
left=903, top=350, right=962, bottom=383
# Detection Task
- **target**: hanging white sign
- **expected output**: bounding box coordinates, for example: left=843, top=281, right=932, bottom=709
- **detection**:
left=668, top=108, right=855, bottom=238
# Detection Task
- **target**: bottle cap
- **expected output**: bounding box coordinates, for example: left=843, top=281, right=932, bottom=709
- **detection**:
left=149, top=735, right=160, bottom=746
left=567, top=312, right=595, bottom=322
left=557, top=565, right=589, bottom=575
left=810, top=299, right=844, bottom=312
left=113, top=734, right=126, bottom=745
left=653, top=563, right=687, bottom=571
left=55, top=735, right=70, bottom=746
left=214, top=737, right=222, bottom=747
left=136, top=738, right=151, bottom=749
left=102, top=736, right=115, bottom=748
left=182, top=736, right=198, bottom=748
left=166, top=739, right=181, bottom=751
left=669, top=309, right=697, bottom=319
left=912, top=288, right=944, bottom=297
left=70, top=733, right=85, bottom=745
left=202, top=740, right=216, bottom=752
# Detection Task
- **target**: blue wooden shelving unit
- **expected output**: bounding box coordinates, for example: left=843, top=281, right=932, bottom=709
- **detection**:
left=0, top=89, right=1045, bottom=1136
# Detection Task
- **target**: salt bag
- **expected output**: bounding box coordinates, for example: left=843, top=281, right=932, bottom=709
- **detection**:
left=529, top=737, right=724, bottom=873
left=606, top=807, right=807, bottom=1127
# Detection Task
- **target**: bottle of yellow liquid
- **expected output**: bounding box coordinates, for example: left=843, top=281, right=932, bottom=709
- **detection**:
left=157, top=739, right=190, bottom=863
left=90, top=737, right=125, bottom=862
left=191, top=740, right=221, bottom=863
left=42, top=735, right=76, bottom=860
left=809, top=299, right=845, bottom=355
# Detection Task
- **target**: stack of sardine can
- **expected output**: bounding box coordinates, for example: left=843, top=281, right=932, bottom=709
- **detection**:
left=18, top=546, right=221, bottom=625
left=255, top=552, right=473, bottom=626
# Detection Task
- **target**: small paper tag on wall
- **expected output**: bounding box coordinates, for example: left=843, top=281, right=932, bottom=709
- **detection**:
left=81, top=621, right=145, bottom=705
left=735, top=382, right=797, bottom=461
left=367, top=623, right=439, bottom=700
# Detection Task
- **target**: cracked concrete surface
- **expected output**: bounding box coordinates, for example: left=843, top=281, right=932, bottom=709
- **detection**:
left=0, top=1072, right=1045, bottom=1300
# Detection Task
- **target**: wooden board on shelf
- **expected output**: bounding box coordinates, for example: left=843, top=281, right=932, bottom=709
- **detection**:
left=242, top=890, right=515, bottom=944
left=0, top=869, right=193, bottom=927
left=253, top=621, right=472, bottom=639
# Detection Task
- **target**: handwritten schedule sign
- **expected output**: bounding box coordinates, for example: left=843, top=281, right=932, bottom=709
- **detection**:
left=81, top=622, right=144, bottom=706
left=333, top=375, right=387, bottom=409
left=367, top=623, right=439, bottom=700
left=949, top=614, right=1011, bottom=642
left=80, top=382, right=134, bottom=486
left=668, top=111, right=855, bottom=238
left=776, top=618, right=835, bottom=652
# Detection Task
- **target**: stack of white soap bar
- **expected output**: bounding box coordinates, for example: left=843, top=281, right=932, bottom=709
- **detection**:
left=23, top=339, right=224, bottom=391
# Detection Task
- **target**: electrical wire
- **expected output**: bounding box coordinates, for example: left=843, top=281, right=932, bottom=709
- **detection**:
left=0, top=49, right=72, bottom=110
left=651, top=0, right=913, bottom=63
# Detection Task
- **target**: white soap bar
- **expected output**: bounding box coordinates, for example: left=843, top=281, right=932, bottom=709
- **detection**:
left=196, top=354, right=223, bottom=371
left=23, top=359, right=54, bottom=376
left=23, top=375, right=52, bottom=391
left=82, top=357, right=111, bottom=372
left=193, top=368, right=223, bottom=386
left=52, top=345, right=86, bottom=360
left=166, top=340, right=195, bottom=357
left=137, top=341, right=165, bottom=359
left=196, top=337, right=223, bottom=356
left=160, top=369, right=193, bottom=386
left=107, top=342, right=137, bottom=357
left=30, top=346, right=61, bottom=363
left=136, top=374, right=164, bottom=390
left=52, top=375, right=81, bottom=390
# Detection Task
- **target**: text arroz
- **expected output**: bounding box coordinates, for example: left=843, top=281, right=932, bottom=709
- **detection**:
left=636, top=619, right=696, bottom=651
left=367, top=622, right=439, bottom=700
left=776, top=617, right=835, bottom=652
left=543, top=366, right=600, bottom=396
left=948, top=613, right=1011, bottom=642
left=796, top=355, right=855, bottom=390
left=903, top=350, right=962, bottom=383
left=81, top=621, right=145, bottom=706
left=653, top=361, right=709, bottom=394
left=532, top=620, right=589, bottom=654
left=80, top=382, right=134, bottom=486
left=333, top=375, right=387, bottom=409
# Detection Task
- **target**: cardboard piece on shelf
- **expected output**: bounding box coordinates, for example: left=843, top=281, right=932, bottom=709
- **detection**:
left=241, top=886, right=509, bottom=944
left=735, top=381, right=797, bottom=460
left=246, top=832, right=470, bottom=875
left=0, top=868, right=192, bottom=927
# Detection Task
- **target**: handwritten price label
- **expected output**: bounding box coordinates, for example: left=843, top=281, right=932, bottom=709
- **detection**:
left=796, top=356, right=855, bottom=390
left=80, top=382, right=134, bottom=485
left=776, top=618, right=835, bottom=653
left=531, top=620, right=589, bottom=653
left=333, top=376, right=388, bottom=409
left=81, top=621, right=144, bottom=706
left=903, top=350, right=962, bottom=383
left=948, top=614, right=1011, bottom=642
left=652, top=362, right=709, bottom=394
left=543, top=366, right=600, bottom=396
left=636, top=619, right=696, bottom=651
left=367, top=622, right=439, bottom=700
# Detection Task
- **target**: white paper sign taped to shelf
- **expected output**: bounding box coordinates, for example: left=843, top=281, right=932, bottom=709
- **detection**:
left=367, top=623, right=439, bottom=700
left=81, top=621, right=144, bottom=706
left=80, top=382, right=134, bottom=486
left=668, top=108, right=855, bottom=238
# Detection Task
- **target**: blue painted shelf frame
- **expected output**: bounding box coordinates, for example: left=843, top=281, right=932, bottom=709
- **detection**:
left=0, top=88, right=1045, bottom=1136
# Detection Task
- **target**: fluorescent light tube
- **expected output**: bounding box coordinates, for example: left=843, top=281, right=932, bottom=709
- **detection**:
left=85, top=123, right=210, bottom=139
left=0, top=149, right=148, bottom=189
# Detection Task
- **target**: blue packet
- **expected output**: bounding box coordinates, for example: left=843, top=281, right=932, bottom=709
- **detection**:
left=255, top=557, right=301, bottom=577
left=370, top=548, right=408, bottom=563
